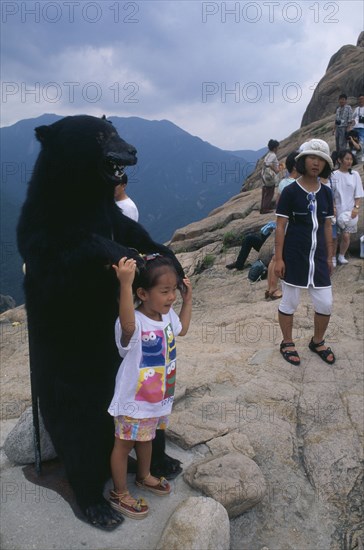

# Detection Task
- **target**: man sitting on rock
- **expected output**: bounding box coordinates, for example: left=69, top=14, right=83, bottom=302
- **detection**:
left=226, top=221, right=276, bottom=271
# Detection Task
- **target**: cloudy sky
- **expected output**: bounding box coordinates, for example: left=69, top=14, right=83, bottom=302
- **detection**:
left=1, top=0, right=363, bottom=150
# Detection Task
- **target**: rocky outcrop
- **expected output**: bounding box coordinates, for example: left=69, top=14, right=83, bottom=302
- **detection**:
left=0, top=295, right=16, bottom=314
left=241, top=34, right=364, bottom=193
left=301, top=41, right=364, bottom=127
left=169, top=184, right=364, bottom=258
left=0, top=306, right=30, bottom=421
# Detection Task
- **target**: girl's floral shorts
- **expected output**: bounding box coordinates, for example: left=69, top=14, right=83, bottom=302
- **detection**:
left=114, top=415, right=169, bottom=441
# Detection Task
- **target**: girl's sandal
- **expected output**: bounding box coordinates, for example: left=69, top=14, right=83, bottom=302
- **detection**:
left=135, top=474, right=171, bottom=496
left=280, top=341, right=300, bottom=366
left=268, top=289, right=282, bottom=300
left=109, top=490, right=149, bottom=519
left=308, top=338, right=335, bottom=365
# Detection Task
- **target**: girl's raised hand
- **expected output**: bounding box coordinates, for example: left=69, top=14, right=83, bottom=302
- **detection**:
left=180, top=277, right=192, bottom=302
left=112, top=257, right=137, bottom=285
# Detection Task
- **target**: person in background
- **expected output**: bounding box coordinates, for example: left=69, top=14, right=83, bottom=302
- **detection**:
left=115, top=173, right=139, bottom=222
left=260, top=139, right=281, bottom=214
left=275, top=139, right=335, bottom=366
left=330, top=150, right=363, bottom=265
left=346, top=129, right=362, bottom=166
left=226, top=221, right=276, bottom=271
left=332, top=93, right=354, bottom=153
left=319, top=174, right=338, bottom=267
left=351, top=93, right=364, bottom=161
left=276, top=150, right=300, bottom=205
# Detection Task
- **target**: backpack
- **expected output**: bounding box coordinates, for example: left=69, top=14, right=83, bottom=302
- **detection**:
left=248, top=260, right=268, bottom=283
left=261, top=165, right=279, bottom=187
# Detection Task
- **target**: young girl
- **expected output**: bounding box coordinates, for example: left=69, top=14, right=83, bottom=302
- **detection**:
left=330, top=150, right=363, bottom=265
left=108, top=254, right=192, bottom=519
left=274, top=139, right=336, bottom=366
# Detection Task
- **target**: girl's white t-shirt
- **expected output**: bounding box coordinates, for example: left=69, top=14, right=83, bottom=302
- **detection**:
left=108, top=308, right=182, bottom=419
left=331, top=170, right=364, bottom=215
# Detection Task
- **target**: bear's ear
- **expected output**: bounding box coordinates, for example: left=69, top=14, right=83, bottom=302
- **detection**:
left=35, top=125, right=52, bottom=143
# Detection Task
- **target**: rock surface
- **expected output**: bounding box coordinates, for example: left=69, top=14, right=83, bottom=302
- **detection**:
left=2, top=254, right=363, bottom=549
left=0, top=295, right=16, bottom=314
left=302, top=40, right=364, bottom=127
left=184, top=452, right=267, bottom=517
left=156, top=496, right=230, bottom=550
left=4, top=406, right=56, bottom=463
left=237, top=35, right=364, bottom=198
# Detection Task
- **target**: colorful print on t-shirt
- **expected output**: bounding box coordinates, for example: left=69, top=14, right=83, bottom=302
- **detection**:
left=140, top=330, right=165, bottom=367
left=135, top=367, right=164, bottom=402
left=135, top=325, right=177, bottom=403
left=164, top=360, right=176, bottom=398
left=165, top=324, right=176, bottom=363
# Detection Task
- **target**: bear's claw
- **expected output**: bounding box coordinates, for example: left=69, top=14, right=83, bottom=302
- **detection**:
left=84, top=500, right=124, bottom=531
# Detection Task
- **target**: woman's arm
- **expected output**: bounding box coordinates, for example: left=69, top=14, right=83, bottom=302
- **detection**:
left=352, top=197, right=362, bottom=219
left=324, top=219, right=334, bottom=275
left=274, top=216, right=288, bottom=278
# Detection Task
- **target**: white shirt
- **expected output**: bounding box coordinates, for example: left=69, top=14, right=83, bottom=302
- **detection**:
left=331, top=170, right=364, bottom=216
left=353, top=106, right=364, bottom=129
left=108, top=309, right=182, bottom=419
left=278, top=176, right=295, bottom=195
left=264, top=151, right=279, bottom=169
left=115, top=197, right=139, bottom=222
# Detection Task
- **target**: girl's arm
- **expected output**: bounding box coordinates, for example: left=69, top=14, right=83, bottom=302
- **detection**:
left=178, top=277, right=192, bottom=337
left=324, top=219, right=334, bottom=275
left=112, top=257, right=137, bottom=347
left=352, top=197, right=362, bottom=219
left=274, top=216, right=288, bottom=278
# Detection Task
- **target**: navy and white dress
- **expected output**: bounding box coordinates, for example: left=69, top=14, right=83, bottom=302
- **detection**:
left=276, top=181, right=334, bottom=289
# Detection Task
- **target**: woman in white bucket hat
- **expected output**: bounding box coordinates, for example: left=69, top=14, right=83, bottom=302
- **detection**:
left=275, top=139, right=336, bottom=366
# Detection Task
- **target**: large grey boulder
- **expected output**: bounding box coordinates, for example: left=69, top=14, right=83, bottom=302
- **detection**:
left=4, top=406, right=56, bottom=464
left=156, top=496, right=230, bottom=550
left=184, top=452, right=266, bottom=518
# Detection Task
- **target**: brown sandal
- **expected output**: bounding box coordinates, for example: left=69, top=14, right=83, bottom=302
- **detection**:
left=268, top=289, right=282, bottom=300
left=109, top=490, right=149, bottom=519
left=135, top=474, right=171, bottom=496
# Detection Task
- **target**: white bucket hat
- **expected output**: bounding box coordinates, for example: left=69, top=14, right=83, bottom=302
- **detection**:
left=295, top=139, right=334, bottom=169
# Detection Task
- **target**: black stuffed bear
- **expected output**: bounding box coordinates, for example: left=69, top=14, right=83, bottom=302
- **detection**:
left=17, top=115, right=183, bottom=529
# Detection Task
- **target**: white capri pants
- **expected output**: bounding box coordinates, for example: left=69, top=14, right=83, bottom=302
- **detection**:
left=279, top=281, right=333, bottom=316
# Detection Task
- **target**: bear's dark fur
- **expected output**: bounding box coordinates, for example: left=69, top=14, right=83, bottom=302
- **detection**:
left=17, top=115, right=183, bottom=528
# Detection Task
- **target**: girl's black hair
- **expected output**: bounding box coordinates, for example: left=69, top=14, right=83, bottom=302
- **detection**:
left=132, top=255, right=178, bottom=294
left=285, top=150, right=299, bottom=174
left=337, top=149, right=356, bottom=172
left=268, top=139, right=279, bottom=151
left=295, top=156, right=332, bottom=179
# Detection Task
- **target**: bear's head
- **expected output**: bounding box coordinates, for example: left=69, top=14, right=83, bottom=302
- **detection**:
left=32, top=115, right=137, bottom=207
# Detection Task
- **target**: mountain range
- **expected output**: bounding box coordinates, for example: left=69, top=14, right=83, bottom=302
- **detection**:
left=0, top=114, right=265, bottom=305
